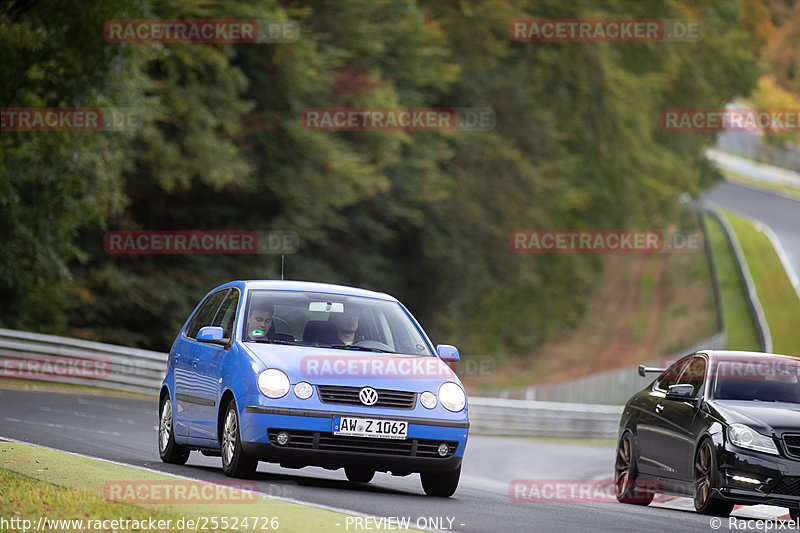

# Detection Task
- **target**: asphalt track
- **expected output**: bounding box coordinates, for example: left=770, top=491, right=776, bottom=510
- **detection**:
left=1, top=387, right=793, bottom=533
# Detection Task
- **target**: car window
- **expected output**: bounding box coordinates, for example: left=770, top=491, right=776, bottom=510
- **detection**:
left=655, top=357, right=690, bottom=392
left=242, top=290, right=433, bottom=355
left=675, top=356, right=706, bottom=396
left=211, top=289, right=239, bottom=339
left=185, top=289, right=229, bottom=338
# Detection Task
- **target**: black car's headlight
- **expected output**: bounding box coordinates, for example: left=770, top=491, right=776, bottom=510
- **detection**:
left=258, top=369, right=290, bottom=398
left=438, top=382, right=466, bottom=412
left=728, top=424, right=779, bottom=455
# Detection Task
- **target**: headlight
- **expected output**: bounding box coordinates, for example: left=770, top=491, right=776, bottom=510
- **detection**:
left=420, top=391, right=437, bottom=409
left=258, top=369, right=290, bottom=398
left=294, top=381, right=313, bottom=399
left=438, top=382, right=466, bottom=412
left=728, top=424, right=779, bottom=455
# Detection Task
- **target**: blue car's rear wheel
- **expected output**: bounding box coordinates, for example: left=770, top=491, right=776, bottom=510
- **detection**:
left=420, top=465, right=460, bottom=497
left=158, top=397, right=189, bottom=465
left=221, top=400, right=258, bottom=478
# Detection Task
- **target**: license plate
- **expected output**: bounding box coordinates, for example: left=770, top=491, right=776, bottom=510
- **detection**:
left=332, top=417, right=408, bottom=439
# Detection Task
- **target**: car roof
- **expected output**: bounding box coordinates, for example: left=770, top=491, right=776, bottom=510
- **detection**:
left=698, top=350, right=800, bottom=362
left=230, top=280, right=397, bottom=302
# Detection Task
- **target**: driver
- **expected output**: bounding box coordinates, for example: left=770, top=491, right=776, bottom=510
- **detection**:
left=326, top=305, right=364, bottom=345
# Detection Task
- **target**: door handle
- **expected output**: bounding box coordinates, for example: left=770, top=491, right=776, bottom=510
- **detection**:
left=655, top=402, right=664, bottom=413
left=192, top=358, right=200, bottom=367
left=174, top=352, right=181, bottom=362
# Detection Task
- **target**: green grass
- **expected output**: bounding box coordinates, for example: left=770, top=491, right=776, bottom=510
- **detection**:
left=1, top=441, right=417, bottom=532
left=630, top=257, right=657, bottom=342
left=703, top=213, right=761, bottom=351
left=725, top=211, right=800, bottom=355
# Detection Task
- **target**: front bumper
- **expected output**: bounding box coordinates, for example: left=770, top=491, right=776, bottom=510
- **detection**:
left=716, top=440, right=800, bottom=508
left=239, top=403, right=468, bottom=473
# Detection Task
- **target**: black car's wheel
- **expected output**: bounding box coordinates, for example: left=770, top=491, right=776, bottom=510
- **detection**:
left=790, top=509, right=800, bottom=521
left=345, top=467, right=375, bottom=483
left=694, top=439, right=734, bottom=516
left=614, top=432, right=655, bottom=505
left=420, top=466, right=461, bottom=497
left=221, top=400, right=258, bottom=478
left=158, top=397, right=190, bottom=465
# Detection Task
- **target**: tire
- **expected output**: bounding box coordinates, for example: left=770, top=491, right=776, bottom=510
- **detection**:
left=614, top=432, right=655, bottom=505
left=158, top=397, right=190, bottom=465
left=420, top=466, right=461, bottom=497
left=790, top=508, right=800, bottom=522
left=694, top=439, right=734, bottom=517
left=221, top=400, right=258, bottom=478
left=345, top=467, right=375, bottom=483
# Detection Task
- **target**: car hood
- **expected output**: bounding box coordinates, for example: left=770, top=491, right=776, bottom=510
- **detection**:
left=243, top=343, right=461, bottom=389
left=711, top=400, right=800, bottom=436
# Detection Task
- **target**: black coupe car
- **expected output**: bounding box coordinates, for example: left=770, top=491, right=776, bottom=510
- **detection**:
left=615, top=350, right=800, bottom=518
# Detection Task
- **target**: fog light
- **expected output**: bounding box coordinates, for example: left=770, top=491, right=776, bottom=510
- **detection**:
left=732, top=475, right=761, bottom=485
left=276, top=431, right=290, bottom=446
left=437, top=443, right=449, bottom=457
left=294, top=382, right=313, bottom=399
left=420, top=391, right=437, bottom=409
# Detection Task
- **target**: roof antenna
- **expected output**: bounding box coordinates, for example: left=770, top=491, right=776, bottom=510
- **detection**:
left=281, top=255, right=285, bottom=280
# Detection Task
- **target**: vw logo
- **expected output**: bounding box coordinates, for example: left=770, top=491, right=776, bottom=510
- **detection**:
left=359, top=387, right=378, bottom=406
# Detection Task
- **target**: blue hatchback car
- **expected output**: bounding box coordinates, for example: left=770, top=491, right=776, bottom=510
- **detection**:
left=159, top=280, right=469, bottom=496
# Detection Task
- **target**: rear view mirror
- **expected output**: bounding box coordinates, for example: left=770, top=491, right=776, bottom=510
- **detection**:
left=308, top=301, right=344, bottom=313
left=197, top=326, right=225, bottom=344
left=665, top=383, right=696, bottom=402
left=437, top=344, right=460, bottom=362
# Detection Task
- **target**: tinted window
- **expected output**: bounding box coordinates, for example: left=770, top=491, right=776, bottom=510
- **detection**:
left=185, top=289, right=228, bottom=338
left=211, top=289, right=239, bottom=339
left=676, top=356, right=706, bottom=396
left=656, top=357, right=690, bottom=391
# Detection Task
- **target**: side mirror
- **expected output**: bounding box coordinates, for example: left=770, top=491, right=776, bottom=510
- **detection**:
left=197, top=326, right=225, bottom=344
left=665, top=383, right=697, bottom=402
left=437, top=344, right=460, bottom=362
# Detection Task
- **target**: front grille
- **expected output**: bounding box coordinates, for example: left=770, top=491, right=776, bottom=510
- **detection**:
left=783, top=434, right=800, bottom=458
left=267, top=428, right=457, bottom=458
left=772, top=476, right=800, bottom=497
left=316, top=385, right=416, bottom=409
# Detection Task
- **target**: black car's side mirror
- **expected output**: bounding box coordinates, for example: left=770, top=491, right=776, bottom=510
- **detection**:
left=665, top=383, right=697, bottom=402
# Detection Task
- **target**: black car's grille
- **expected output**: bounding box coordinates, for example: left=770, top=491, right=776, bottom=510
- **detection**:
left=267, top=429, right=457, bottom=458
left=772, top=476, right=800, bottom=497
left=783, top=434, right=800, bottom=459
left=316, top=385, right=416, bottom=409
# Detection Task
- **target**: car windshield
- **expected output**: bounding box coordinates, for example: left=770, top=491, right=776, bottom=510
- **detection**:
left=711, top=360, right=800, bottom=403
left=242, top=290, right=433, bottom=356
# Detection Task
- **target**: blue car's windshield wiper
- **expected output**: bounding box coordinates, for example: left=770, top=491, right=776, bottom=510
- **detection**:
left=246, top=338, right=295, bottom=345
left=315, top=343, right=392, bottom=353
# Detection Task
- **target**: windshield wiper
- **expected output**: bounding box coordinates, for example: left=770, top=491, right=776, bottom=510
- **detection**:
left=246, top=338, right=296, bottom=345
left=316, top=344, right=391, bottom=353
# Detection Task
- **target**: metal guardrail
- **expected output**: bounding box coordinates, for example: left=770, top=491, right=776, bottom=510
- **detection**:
left=467, top=397, right=622, bottom=439
left=0, top=328, right=166, bottom=395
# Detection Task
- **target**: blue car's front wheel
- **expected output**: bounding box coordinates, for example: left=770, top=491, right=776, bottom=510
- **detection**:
left=420, top=465, right=461, bottom=497
left=221, top=400, right=258, bottom=478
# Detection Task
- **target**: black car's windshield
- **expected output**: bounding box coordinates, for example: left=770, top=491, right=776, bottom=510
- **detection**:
left=242, top=290, right=433, bottom=356
left=712, top=360, right=800, bottom=403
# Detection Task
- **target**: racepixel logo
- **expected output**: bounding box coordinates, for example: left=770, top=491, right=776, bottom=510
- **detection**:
left=509, top=18, right=703, bottom=42
left=301, top=356, right=455, bottom=380
left=0, top=355, right=112, bottom=380
left=103, top=230, right=299, bottom=255
left=301, top=108, right=495, bottom=132
left=661, top=108, right=800, bottom=132
left=508, top=479, right=662, bottom=503
left=509, top=230, right=704, bottom=254
left=104, top=481, right=259, bottom=504
left=103, top=19, right=298, bottom=43
left=1, top=108, right=143, bottom=131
